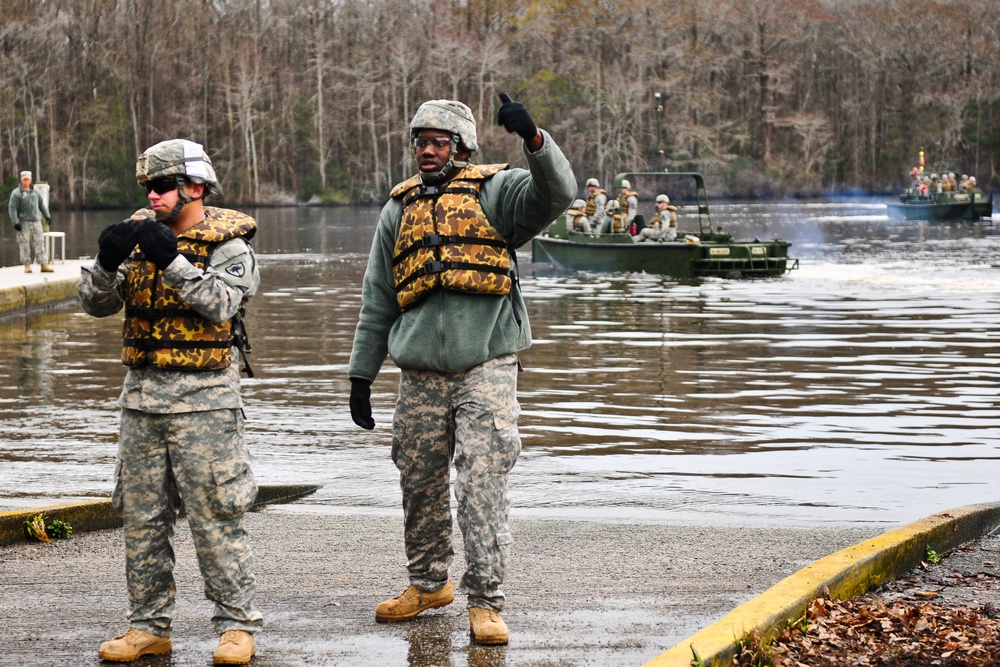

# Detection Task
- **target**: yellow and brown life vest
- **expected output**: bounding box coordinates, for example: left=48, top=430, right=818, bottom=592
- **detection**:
left=617, top=189, right=638, bottom=218
left=585, top=188, right=607, bottom=216
left=390, top=164, right=512, bottom=312
left=566, top=208, right=589, bottom=232
left=122, top=207, right=257, bottom=371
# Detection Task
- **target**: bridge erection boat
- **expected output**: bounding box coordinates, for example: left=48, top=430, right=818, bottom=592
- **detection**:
left=531, top=171, right=797, bottom=279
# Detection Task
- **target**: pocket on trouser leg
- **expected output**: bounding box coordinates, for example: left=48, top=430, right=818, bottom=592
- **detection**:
left=209, top=447, right=257, bottom=520
left=491, top=408, right=522, bottom=472
left=110, top=459, right=125, bottom=518
left=494, top=531, right=513, bottom=588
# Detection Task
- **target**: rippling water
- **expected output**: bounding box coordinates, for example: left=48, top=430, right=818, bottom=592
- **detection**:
left=2, top=200, right=998, bottom=528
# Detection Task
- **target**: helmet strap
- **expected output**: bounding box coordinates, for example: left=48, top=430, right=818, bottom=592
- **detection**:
left=155, top=176, right=197, bottom=222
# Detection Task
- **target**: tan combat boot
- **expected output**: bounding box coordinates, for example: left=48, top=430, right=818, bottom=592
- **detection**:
left=469, top=607, right=509, bottom=645
left=40, top=264, right=55, bottom=272
left=213, top=630, right=255, bottom=665
left=375, top=580, right=454, bottom=622
left=23, top=264, right=31, bottom=273
left=98, top=627, right=172, bottom=662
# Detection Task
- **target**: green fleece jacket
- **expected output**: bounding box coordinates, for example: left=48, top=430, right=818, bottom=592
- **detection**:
left=8, top=186, right=50, bottom=225
left=349, top=130, right=576, bottom=380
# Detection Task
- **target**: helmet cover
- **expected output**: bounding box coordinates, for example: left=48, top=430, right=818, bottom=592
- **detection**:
left=409, top=100, right=478, bottom=152
left=136, top=139, right=220, bottom=195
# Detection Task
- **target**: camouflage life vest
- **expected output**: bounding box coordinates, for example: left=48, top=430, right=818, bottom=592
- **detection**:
left=618, top=189, right=638, bottom=217
left=611, top=212, right=627, bottom=233
left=566, top=208, right=589, bottom=232
left=390, top=164, right=512, bottom=312
left=585, top=189, right=606, bottom=216
left=122, top=207, right=257, bottom=371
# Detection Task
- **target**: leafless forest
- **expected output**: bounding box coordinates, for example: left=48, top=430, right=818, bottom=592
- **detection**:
left=1, top=0, right=998, bottom=207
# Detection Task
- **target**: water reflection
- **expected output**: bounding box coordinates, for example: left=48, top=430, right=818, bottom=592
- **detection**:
left=1, top=202, right=999, bottom=528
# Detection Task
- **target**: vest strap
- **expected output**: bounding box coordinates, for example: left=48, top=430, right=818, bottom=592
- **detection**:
left=394, top=261, right=512, bottom=293
left=124, top=338, right=234, bottom=351
left=392, top=234, right=508, bottom=267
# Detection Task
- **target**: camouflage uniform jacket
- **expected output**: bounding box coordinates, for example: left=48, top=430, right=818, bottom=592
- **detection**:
left=8, top=186, right=50, bottom=225
left=349, top=129, right=576, bottom=380
left=78, top=213, right=260, bottom=414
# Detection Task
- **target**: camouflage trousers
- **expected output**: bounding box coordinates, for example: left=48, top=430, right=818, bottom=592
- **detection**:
left=14, top=220, right=46, bottom=265
left=113, top=408, right=263, bottom=636
left=392, top=354, right=521, bottom=611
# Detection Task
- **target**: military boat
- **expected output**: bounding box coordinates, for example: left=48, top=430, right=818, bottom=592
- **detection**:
left=886, top=192, right=993, bottom=221
left=531, top=171, right=797, bottom=279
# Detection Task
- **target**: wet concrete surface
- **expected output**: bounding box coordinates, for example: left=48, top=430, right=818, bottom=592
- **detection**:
left=877, top=529, right=1000, bottom=610
left=0, top=509, right=878, bottom=666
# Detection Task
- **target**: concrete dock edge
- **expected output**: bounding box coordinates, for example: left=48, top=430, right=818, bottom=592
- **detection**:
left=644, top=501, right=1000, bottom=667
left=0, top=485, right=319, bottom=546
left=0, top=500, right=121, bottom=545
left=0, top=262, right=86, bottom=318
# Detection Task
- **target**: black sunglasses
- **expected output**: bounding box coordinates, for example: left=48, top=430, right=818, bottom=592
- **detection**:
left=143, top=178, right=179, bottom=195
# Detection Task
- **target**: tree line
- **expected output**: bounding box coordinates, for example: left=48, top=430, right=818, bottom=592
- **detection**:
left=1, top=0, right=998, bottom=208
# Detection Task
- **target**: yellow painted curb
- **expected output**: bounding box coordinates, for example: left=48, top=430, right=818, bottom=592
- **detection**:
left=645, top=502, right=1000, bottom=667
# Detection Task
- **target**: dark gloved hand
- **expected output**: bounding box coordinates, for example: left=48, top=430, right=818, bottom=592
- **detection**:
left=136, top=218, right=179, bottom=270
left=13, top=223, right=22, bottom=232
left=350, top=378, right=375, bottom=430
left=96, top=220, right=139, bottom=272
left=497, top=92, right=538, bottom=141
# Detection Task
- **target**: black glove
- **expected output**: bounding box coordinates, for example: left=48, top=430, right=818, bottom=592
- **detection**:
left=350, top=378, right=375, bottom=430
left=13, top=223, right=22, bottom=232
left=136, top=218, right=179, bottom=270
left=497, top=92, right=538, bottom=141
left=97, top=220, right=139, bottom=272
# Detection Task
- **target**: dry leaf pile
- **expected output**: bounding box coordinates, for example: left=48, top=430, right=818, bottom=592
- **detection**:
left=766, top=595, right=1000, bottom=666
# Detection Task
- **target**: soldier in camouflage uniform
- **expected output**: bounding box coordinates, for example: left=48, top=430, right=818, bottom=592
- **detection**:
left=8, top=170, right=53, bottom=273
left=78, top=139, right=262, bottom=665
left=348, top=94, right=576, bottom=645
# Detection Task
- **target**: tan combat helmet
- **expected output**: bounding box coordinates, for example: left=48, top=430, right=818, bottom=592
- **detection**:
left=136, top=139, right=220, bottom=197
left=409, top=100, right=478, bottom=152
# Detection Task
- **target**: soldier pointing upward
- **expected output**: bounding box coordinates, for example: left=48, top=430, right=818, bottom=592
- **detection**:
left=348, top=93, right=576, bottom=644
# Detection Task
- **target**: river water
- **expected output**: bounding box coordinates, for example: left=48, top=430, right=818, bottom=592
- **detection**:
left=2, top=200, right=999, bottom=529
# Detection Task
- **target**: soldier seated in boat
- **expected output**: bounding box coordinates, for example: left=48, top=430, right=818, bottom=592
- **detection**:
left=968, top=177, right=985, bottom=200
left=605, top=199, right=630, bottom=234
left=637, top=194, right=678, bottom=242
left=566, top=199, right=592, bottom=234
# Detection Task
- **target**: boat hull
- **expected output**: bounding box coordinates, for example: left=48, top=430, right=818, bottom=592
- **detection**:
left=886, top=194, right=993, bottom=221
left=531, top=233, right=794, bottom=278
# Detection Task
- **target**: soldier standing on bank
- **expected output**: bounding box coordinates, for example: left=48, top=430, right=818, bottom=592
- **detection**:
left=348, top=94, right=576, bottom=644
left=78, top=139, right=262, bottom=665
left=8, top=170, right=54, bottom=273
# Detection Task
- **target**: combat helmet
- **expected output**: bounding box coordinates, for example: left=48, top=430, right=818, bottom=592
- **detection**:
left=410, top=100, right=478, bottom=151
left=656, top=194, right=670, bottom=204
left=136, top=139, right=219, bottom=221
left=586, top=178, right=600, bottom=188
left=409, top=100, right=477, bottom=181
